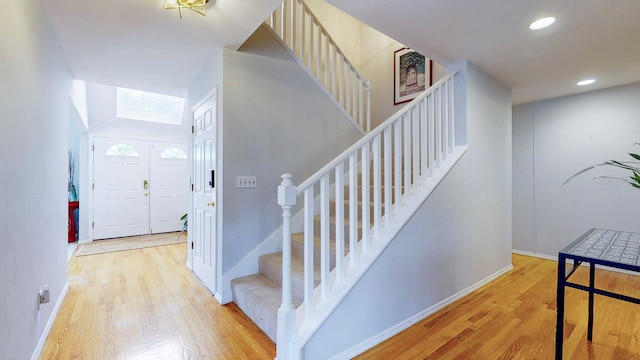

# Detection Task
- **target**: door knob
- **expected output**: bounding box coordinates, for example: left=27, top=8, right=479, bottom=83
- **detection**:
left=206, top=201, right=216, bottom=207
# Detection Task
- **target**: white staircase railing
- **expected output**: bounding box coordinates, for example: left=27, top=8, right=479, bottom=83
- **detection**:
left=276, top=71, right=459, bottom=359
left=267, top=0, right=371, bottom=132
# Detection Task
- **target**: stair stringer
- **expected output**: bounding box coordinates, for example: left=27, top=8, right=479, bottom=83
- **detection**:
left=284, top=145, right=468, bottom=358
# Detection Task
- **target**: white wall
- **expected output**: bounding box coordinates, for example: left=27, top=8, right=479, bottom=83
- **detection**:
left=513, top=82, right=640, bottom=257
left=302, top=62, right=513, bottom=358
left=0, top=1, right=72, bottom=358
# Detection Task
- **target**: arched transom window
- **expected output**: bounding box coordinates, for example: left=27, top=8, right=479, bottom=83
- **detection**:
left=160, top=147, right=188, bottom=159
left=105, top=144, right=140, bottom=157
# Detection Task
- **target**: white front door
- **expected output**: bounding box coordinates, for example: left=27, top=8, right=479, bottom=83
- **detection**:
left=149, top=142, right=189, bottom=234
left=192, top=93, right=217, bottom=293
left=93, top=138, right=150, bottom=239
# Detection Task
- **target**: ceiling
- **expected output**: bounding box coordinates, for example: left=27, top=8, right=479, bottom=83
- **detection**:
left=43, top=0, right=640, bottom=104
left=328, top=0, right=640, bottom=104
left=42, top=0, right=282, bottom=96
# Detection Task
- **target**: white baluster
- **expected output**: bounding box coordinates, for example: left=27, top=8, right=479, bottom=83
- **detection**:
left=280, top=2, right=285, bottom=39
left=334, top=162, right=344, bottom=281
left=435, top=87, right=442, bottom=168
left=450, top=77, right=456, bottom=150
left=366, top=79, right=372, bottom=132
left=361, top=142, right=369, bottom=251
left=324, top=35, right=329, bottom=89
left=412, top=105, right=419, bottom=188
left=394, top=120, right=402, bottom=206
left=383, top=127, right=392, bottom=225
left=372, top=135, right=381, bottom=238
left=331, top=43, right=337, bottom=99
left=420, top=98, right=428, bottom=184
left=348, top=153, right=358, bottom=266
left=320, top=174, right=330, bottom=298
left=442, top=82, right=448, bottom=162
left=303, top=187, right=314, bottom=318
left=316, top=21, right=321, bottom=79
left=403, top=113, right=411, bottom=197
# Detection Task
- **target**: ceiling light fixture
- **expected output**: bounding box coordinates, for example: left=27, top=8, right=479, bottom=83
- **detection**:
left=577, top=79, right=596, bottom=86
left=165, top=0, right=209, bottom=19
left=530, top=17, right=556, bottom=30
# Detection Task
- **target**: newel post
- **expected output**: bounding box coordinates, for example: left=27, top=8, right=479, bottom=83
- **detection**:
left=277, top=174, right=297, bottom=360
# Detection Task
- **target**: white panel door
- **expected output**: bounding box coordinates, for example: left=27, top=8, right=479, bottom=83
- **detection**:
left=94, top=138, right=150, bottom=240
left=192, top=94, right=217, bottom=293
left=150, top=142, right=189, bottom=234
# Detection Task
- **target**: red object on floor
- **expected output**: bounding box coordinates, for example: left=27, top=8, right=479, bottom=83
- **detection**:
left=68, top=201, right=79, bottom=243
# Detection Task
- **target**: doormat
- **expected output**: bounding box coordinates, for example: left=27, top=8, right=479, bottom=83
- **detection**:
left=75, top=232, right=186, bottom=257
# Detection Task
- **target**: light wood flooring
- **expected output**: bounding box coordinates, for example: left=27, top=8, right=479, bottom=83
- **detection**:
left=357, top=254, right=640, bottom=359
left=41, top=243, right=275, bottom=359
left=41, top=247, right=640, bottom=359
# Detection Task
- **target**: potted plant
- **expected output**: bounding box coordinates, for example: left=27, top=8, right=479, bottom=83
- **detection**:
left=564, top=143, right=640, bottom=188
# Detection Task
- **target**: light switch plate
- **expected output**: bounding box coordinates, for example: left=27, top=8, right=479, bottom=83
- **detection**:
left=236, top=176, right=257, bottom=188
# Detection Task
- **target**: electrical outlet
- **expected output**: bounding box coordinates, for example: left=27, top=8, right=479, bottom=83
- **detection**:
left=236, top=176, right=257, bottom=188
left=39, top=285, right=50, bottom=305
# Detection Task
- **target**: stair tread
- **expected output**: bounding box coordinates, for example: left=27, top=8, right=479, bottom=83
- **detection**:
left=291, top=232, right=351, bottom=249
left=261, top=252, right=321, bottom=280
left=230, top=274, right=302, bottom=342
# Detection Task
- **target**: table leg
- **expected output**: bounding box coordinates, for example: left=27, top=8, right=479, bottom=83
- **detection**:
left=587, top=262, right=595, bottom=341
left=556, top=255, right=566, bottom=360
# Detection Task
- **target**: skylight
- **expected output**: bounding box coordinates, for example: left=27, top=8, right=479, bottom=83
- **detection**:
left=116, top=87, right=185, bottom=125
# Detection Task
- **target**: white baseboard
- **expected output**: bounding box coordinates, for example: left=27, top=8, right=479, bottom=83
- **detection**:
left=31, top=281, right=69, bottom=360
left=77, top=238, right=91, bottom=244
left=331, top=264, right=513, bottom=360
left=512, top=248, right=639, bottom=276
left=511, top=248, right=557, bottom=261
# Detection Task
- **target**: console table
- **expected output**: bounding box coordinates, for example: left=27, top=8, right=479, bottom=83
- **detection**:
left=555, top=228, right=640, bottom=359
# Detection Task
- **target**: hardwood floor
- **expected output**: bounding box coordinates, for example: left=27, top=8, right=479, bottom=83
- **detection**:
left=40, top=243, right=275, bottom=359
left=42, top=248, right=640, bottom=359
left=357, top=254, right=640, bottom=360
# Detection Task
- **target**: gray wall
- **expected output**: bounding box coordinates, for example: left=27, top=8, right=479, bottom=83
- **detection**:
left=0, top=1, right=71, bottom=358
left=513, top=82, right=640, bottom=256
left=221, top=27, right=363, bottom=274
left=303, top=62, right=513, bottom=358
left=189, top=26, right=363, bottom=296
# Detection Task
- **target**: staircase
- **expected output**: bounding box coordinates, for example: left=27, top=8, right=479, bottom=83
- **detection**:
left=230, top=75, right=464, bottom=359
left=230, top=1, right=467, bottom=358
left=231, top=184, right=366, bottom=342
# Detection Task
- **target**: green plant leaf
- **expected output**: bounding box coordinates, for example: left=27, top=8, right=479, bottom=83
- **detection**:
left=630, top=153, right=640, bottom=161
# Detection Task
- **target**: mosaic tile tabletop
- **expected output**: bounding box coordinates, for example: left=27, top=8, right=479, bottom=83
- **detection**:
left=563, top=229, right=640, bottom=266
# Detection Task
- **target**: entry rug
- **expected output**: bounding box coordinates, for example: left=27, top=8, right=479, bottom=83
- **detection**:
left=75, top=232, right=186, bottom=257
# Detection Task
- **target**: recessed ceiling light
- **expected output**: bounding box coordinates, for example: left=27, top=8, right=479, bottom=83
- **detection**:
left=577, top=79, right=596, bottom=86
left=530, top=17, right=556, bottom=30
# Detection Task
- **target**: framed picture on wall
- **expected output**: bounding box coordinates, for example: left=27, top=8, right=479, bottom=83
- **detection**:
left=394, top=48, right=432, bottom=105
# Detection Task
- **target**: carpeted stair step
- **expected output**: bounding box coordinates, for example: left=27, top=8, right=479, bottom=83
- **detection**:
left=290, top=232, right=350, bottom=269
left=230, top=274, right=302, bottom=343
left=313, top=215, right=364, bottom=240
left=329, top=199, right=385, bottom=218
left=259, top=252, right=320, bottom=301
left=356, top=184, right=403, bottom=201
